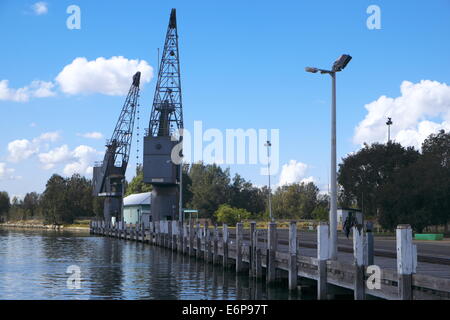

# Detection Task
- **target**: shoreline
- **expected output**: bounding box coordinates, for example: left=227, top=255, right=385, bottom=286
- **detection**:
left=0, top=222, right=89, bottom=232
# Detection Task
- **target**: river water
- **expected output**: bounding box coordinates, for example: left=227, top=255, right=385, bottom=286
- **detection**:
left=0, top=228, right=315, bottom=300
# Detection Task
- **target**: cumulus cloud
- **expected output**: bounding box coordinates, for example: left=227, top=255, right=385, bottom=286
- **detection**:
left=0, top=163, right=16, bottom=180
left=7, top=131, right=60, bottom=162
left=38, top=145, right=71, bottom=169
left=37, top=143, right=101, bottom=176
left=77, top=131, right=104, bottom=139
left=55, top=56, right=153, bottom=95
left=1, top=56, right=152, bottom=102
left=0, top=79, right=56, bottom=102
left=32, top=2, right=48, bottom=15
left=7, top=139, right=39, bottom=163
left=63, top=145, right=101, bottom=177
left=354, top=80, right=450, bottom=149
left=278, top=160, right=315, bottom=186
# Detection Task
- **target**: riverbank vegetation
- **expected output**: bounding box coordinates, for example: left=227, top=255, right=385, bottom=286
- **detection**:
left=0, top=131, right=448, bottom=232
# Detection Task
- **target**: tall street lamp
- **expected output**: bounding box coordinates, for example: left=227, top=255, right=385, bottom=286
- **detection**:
left=305, top=54, right=352, bottom=260
left=386, top=117, right=393, bottom=143
left=264, top=140, right=273, bottom=221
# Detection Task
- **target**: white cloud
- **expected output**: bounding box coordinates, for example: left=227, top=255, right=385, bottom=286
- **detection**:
left=278, top=160, right=314, bottom=186
left=38, top=145, right=71, bottom=169
left=1, top=56, right=151, bottom=102
left=55, top=56, right=153, bottom=96
left=77, top=131, right=104, bottom=139
left=30, top=80, right=55, bottom=98
left=37, top=144, right=102, bottom=176
left=354, top=80, right=450, bottom=149
left=7, top=132, right=60, bottom=162
left=7, top=139, right=39, bottom=162
left=63, top=145, right=102, bottom=177
left=32, top=2, right=48, bottom=15
left=0, top=79, right=56, bottom=102
left=0, top=163, right=16, bottom=180
left=37, top=131, right=60, bottom=142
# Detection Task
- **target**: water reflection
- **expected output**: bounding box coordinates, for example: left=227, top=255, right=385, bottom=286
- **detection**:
left=0, top=229, right=314, bottom=300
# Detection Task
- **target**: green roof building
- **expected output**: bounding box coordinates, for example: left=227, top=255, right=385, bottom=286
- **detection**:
left=122, top=192, right=151, bottom=225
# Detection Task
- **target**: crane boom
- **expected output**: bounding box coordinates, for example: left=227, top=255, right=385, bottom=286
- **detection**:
left=93, top=71, right=141, bottom=222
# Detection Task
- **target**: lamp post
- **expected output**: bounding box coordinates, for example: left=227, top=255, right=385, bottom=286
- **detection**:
left=305, top=54, right=352, bottom=260
left=264, top=140, right=273, bottom=221
left=386, top=117, right=393, bottom=143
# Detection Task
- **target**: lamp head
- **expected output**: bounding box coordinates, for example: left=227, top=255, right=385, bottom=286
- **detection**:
left=332, top=54, right=352, bottom=72
left=305, top=67, right=319, bottom=73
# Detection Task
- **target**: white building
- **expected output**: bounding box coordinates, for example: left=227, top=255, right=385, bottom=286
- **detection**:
left=122, top=192, right=151, bottom=226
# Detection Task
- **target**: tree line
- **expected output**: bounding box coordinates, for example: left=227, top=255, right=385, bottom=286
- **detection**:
left=1, top=130, right=448, bottom=231
left=338, top=130, right=450, bottom=232
left=0, top=174, right=103, bottom=224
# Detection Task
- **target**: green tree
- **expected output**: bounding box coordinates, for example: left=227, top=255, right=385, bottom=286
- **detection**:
left=379, top=131, right=450, bottom=232
left=41, top=174, right=71, bottom=224
left=125, top=164, right=152, bottom=196
left=312, top=193, right=329, bottom=221
left=338, top=142, right=419, bottom=218
left=272, top=182, right=320, bottom=219
left=421, top=130, right=450, bottom=229
left=229, top=174, right=266, bottom=216
left=66, top=174, right=94, bottom=218
left=0, top=191, right=10, bottom=222
left=214, top=204, right=251, bottom=225
left=188, top=162, right=231, bottom=219
left=22, top=192, right=40, bottom=219
left=181, top=164, right=193, bottom=208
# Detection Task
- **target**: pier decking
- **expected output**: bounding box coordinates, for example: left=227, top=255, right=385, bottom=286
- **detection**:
left=90, top=220, right=450, bottom=300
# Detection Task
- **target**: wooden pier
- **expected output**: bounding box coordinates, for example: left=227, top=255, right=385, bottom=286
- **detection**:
left=90, top=220, right=450, bottom=300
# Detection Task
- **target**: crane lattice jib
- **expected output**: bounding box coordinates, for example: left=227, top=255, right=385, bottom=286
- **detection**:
left=148, top=8, right=183, bottom=137
left=109, top=72, right=141, bottom=168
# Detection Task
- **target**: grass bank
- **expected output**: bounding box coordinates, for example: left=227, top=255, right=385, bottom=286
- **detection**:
left=0, top=219, right=90, bottom=231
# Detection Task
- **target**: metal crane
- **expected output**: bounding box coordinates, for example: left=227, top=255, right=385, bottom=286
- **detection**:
left=93, top=71, right=141, bottom=223
left=143, top=8, right=183, bottom=222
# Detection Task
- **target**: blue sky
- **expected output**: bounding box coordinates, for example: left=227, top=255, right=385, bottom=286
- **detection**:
left=1, top=0, right=450, bottom=199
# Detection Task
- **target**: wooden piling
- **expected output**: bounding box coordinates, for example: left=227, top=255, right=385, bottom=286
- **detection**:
left=183, top=223, right=188, bottom=255
left=255, top=245, right=262, bottom=278
left=317, top=222, right=329, bottom=300
left=204, top=221, right=212, bottom=263
left=288, top=221, right=298, bottom=290
left=267, top=222, right=277, bottom=284
left=213, top=224, right=219, bottom=264
left=177, top=221, right=182, bottom=252
left=236, top=223, right=244, bottom=273
left=196, top=222, right=202, bottom=259
left=189, top=220, right=195, bottom=256
left=249, top=222, right=256, bottom=278
left=169, top=221, right=175, bottom=251
left=223, top=224, right=229, bottom=268
left=396, top=224, right=415, bottom=300
left=353, top=226, right=365, bottom=300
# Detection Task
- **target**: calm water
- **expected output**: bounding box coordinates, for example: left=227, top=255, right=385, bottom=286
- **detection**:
left=0, top=228, right=314, bottom=300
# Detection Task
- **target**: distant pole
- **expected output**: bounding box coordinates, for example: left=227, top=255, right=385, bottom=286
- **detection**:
left=264, top=140, right=273, bottom=221
left=386, top=117, right=393, bottom=143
